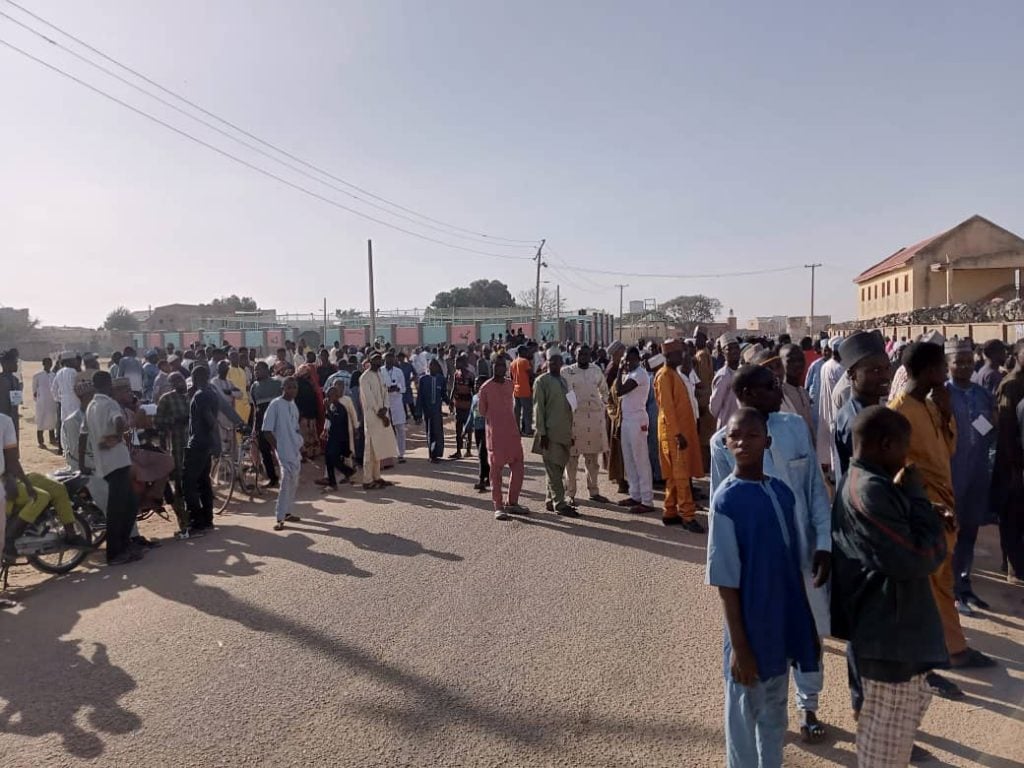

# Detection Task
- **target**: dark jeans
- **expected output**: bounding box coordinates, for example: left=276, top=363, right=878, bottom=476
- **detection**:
left=325, top=442, right=355, bottom=486
left=104, top=466, right=137, bottom=561
left=475, top=428, right=489, bottom=483
left=999, top=502, right=1024, bottom=578
left=423, top=408, right=444, bottom=459
left=454, top=408, right=470, bottom=452
left=257, top=431, right=279, bottom=483
left=36, top=429, right=57, bottom=446
left=514, top=396, right=532, bottom=434
left=953, top=521, right=980, bottom=598
left=183, top=446, right=213, bottom=529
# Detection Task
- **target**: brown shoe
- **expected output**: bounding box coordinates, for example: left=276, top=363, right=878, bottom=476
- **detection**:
left=629, top=504, right=655, bottom=515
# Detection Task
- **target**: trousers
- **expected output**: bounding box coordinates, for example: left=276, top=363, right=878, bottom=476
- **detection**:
left=325, top=442, right=354, bottom=486
left=363, top=437, right=382, bottom=483
left=857, top=675, right=931, bottom=768
left=566, top=453, right=600, bottom=499
left=394, top=422, right=407, bottom=458
left=104, top=466, right=137, bottom=561
left=183, top=447, right=213, bottom=529
left=491, top=456, right=524, bottom=511
left=454, top=409, right=470, bottom=452
left=621, top=414, right=653, bottom=505
left=276, top=462, right=300, bottom=522
left=514, top=396, right=533, bottom=434
left=543, top=454, right=568, bottom=506
left=6, top=474, right=74, bottom=525
left=725, top=673, right=788, bottom=768
left=475, top=429, right=490, bottom=483
left=930, top=527, right=968, bottom=655
left=423, top=409, right=444, bottom=459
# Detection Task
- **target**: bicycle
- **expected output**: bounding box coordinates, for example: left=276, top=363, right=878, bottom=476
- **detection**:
left=211, top=426, right=263, bottom=514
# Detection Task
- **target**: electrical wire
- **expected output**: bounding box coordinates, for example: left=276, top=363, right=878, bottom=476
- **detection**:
left=3, top=0, right=539, bottom=247
left=0, top=37, right=535, bottom=262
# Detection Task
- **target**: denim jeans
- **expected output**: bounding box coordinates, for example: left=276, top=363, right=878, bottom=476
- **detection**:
left=514, top=396, right=533, bottom=434
left=725, top=672, right=788, bottom=768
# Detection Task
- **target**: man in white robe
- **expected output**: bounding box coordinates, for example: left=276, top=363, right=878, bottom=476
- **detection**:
left=32, top=357, right=59, bottom=449
left=815, top=338, right=845, bottom=471
left=563, top=345, right=610, bottom=504
left=51, top=352, right=81, bottom=437
left=360, top=354, right=398, bottom=489
left=382, top=352, right=408, bottom=463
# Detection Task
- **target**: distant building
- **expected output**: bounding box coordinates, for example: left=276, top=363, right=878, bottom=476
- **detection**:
left=0, top=307, right=30, bottom=326
left=628, top=300, right=646, bottom=315
left=855, top=215, right=1024, bottom=320
left=144, top=303, right=207, bottom=331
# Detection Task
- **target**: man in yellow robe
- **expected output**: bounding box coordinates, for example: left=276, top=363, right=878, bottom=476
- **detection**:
left=655, top=339, right=705, bottom=531
left=889, top=340, right=995, bottom=697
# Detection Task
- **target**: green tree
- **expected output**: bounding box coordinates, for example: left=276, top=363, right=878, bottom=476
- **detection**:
left=431, top=280, right=515, bottom=308
left=103, top=305, right=139, bottom=331
left=203, top=295, right=259, bottom=314
left=659, top=294, right=722, bottom=324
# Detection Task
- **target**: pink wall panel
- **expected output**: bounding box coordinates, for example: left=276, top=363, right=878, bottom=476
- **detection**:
left=222, top=331, right=242, bottom=347
left=515, top=322, right=533, bottom=339
left=146, top=333, right=162, bottom=349
left=450, top=324, right=476, bottom=344
left=265, top=329, right=284, bottom=348
left=343, top=328, right=366, bottom=347
left=394, top=326, right=419, bottom=347
left=181, top=332, right=200, bottom=348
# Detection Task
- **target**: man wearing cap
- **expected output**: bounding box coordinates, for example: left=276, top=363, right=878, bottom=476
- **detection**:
left=142, top=351, right=160, bottom=402
left=778, top=344, right=815, bottom=441
left=654, top=339, right=704, bottom=530
left=946, top=340, right=995, bottom=614
left=533, top=348, right=577, bottom=516
left=832, top=332, right=891, bottom=484
left=510, top=346, right=534, bottom=436
left=360, top=353, right=398, bottom=489
left=804, top=341, right=831, bottom=429
left=814, top=338, right=845, bottom=472
left=710, top=334, right=741, bottom=431
left=62, top=378, right=110, bottom=515
left=614, top=346, right=655, bottom=514
left=155, top=372, right=191, bottom=533
left=563, top=345, right=610, bottom=505
left=692, top=330, right=715, bottom=472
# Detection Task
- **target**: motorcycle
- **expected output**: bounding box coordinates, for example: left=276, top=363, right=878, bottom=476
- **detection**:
left=51, top=469, right=107, bottom=547
left=2, top=472, right=95, bottom=588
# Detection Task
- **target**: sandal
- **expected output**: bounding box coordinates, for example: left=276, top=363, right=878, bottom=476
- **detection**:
left=273, top=521, right=285, bottom=531
left=284, top=514, right=301, bottom=523
left=799, top=713, right=826, bottom=744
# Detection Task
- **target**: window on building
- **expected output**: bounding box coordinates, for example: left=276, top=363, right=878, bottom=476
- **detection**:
left=873, top=285, right=877, bottom=299
left=895, top=278, right=899, bottom=294
left=904, top=275, right=909, bottom=292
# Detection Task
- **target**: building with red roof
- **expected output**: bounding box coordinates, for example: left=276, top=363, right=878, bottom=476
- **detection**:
left=854, top=215, right=1024, bottom=319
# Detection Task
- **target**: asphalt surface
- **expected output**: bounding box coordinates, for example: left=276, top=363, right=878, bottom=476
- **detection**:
left=2, top=408, right=1022, bottom=768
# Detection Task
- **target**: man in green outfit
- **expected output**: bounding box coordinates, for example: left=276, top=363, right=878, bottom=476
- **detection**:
left=533, top=348, right=578, bottom=517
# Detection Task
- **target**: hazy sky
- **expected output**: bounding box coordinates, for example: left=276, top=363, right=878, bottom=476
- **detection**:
left=2, top=0, right=1022, bottom=328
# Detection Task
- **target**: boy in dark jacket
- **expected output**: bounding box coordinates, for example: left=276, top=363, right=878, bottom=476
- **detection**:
left=832, top=406, right=949, bottom=767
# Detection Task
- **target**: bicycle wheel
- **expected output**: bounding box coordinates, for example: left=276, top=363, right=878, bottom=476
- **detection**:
left=237, top=438, right=264, bottom=499
left=210, top=455, right=235, bottom=514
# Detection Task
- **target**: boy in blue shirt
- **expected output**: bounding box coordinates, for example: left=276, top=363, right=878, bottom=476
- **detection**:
left=468, top=375, right=490, bottom=492
left=707, top=407, right=819, bottom=768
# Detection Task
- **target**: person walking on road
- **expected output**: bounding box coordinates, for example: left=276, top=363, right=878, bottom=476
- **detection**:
left=654, top=339, right=704, bottom=530
left=478, top=358, right=528, bottom=520
left=262, top=376, right=303, bottom=531
left=563, top=344, right=610, bottom=506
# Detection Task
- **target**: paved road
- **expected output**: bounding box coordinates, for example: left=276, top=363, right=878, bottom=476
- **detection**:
left=1, top=423, right=1022, bottom=767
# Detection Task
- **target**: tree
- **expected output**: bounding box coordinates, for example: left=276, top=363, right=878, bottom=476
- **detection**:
left=659, top=294, right=722, bottom=324
left=431, top=279, right=516, bottom=308
left=203, top=295, right=259, bottom=314
left=334, top=308, right=361, bottom=319
left=516, top=287, right=562, bottom=317
left=103, top=305, right=139, bottom=331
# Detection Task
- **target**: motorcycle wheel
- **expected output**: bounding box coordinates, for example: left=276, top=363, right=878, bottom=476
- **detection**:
left=79, top=502, right=107, bottom=548
left=28, top=511, right=94, bottom=575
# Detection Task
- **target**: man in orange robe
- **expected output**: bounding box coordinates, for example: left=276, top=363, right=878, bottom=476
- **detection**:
left=655, top=338, right=705, bottom=531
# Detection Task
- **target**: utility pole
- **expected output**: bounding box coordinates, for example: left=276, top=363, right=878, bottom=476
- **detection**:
left=615, top=283, right=629, bottom=340
left=323, top=297, right=327, bottom=346
left=804, top=264, right=821, bottom=337
left=368, top=239, right=377, bottom=343
left=533, top=239, right=546, bottom=336
left=556, top=283, right=561, bottom=338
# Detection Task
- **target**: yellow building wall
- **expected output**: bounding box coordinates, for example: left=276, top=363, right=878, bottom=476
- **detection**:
left=856, top=269, right=914, bottom=319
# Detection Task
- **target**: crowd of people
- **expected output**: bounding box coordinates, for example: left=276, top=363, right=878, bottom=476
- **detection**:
left=1, top=323, right=1022, bottom=766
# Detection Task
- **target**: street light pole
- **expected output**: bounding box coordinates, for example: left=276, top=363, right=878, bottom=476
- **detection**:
left=804, top=263, right=821, bottom=337
left=615, top=283, right=629, bottom=340
left=533, top=239, right=546, bottom=337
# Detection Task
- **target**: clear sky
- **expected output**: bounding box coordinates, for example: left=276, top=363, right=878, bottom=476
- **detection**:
left=2, top=0, right=1022, bottom=328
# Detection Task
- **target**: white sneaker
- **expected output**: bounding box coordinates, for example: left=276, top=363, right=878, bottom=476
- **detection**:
left=494, top=509, right=510, bottom=520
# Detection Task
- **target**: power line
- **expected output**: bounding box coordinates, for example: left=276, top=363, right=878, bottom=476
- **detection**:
left=0, top=37, right=536, bottom=263
left=3, top=0, right=539, bottom=247
left=542, top=260, right=806, bottom=280
left=0, top=7, right=535, bottom=250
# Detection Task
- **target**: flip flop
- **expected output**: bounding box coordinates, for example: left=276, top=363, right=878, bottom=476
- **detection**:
left=273, top=521, right=285, bottom=531
left=799, top=717, right=826, bottom=744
